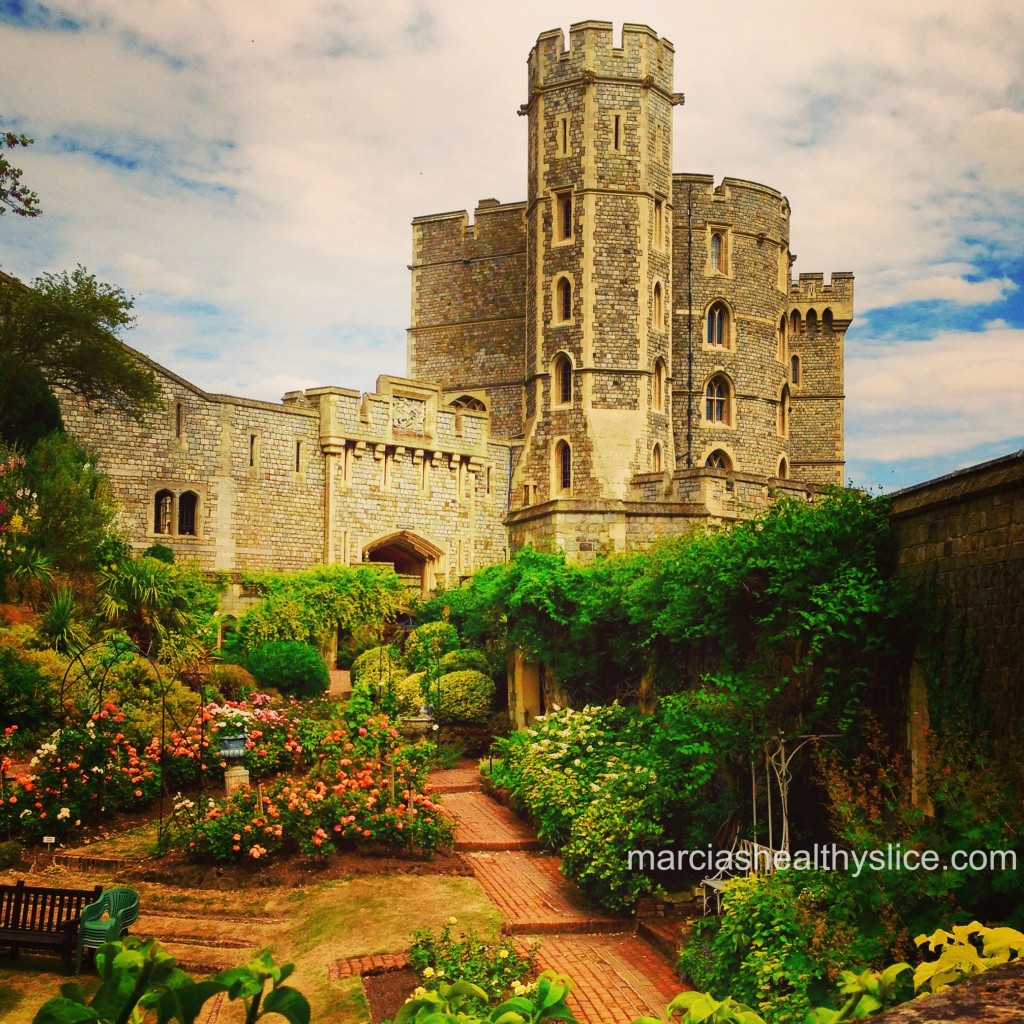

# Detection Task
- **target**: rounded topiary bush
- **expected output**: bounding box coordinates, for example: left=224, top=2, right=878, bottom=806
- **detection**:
left=438, top=648, right=491, bottom=676
left=206, top=663, right=258, bottom=700
left=351, top=645, right=403, bottom=685
left=246, top=641, right=329, bottom=697
left=392, top=672, right=426, bottom=716
left=405, top=621, right=460, bottom=672
left=434, top=669, right=495, bottom=724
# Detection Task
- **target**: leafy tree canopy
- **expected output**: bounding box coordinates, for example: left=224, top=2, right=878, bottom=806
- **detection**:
left=0, top=266, right=160, bottom=423
left=1, top=120, right=41, bottom=217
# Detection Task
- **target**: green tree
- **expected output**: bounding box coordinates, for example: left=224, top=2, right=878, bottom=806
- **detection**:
left=0, top=266, right=159, bottom=424
left=24, top=431, right=119, bottom=574
left=1, top=120, right=42, bottom=217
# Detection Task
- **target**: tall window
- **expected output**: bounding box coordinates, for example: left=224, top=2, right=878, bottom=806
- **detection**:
left=705, top=376, right=730, bottom=424
left=778, top=385, right=790, bottom=436
left=778, top=457, right=789, bottom=479
left=653, top=359, right=665, bottom=412
left=707, top=302, right=729, bottom=347
left=154, top=490, right=173, bottom=534
left=823, top=307, right=834, bottom=330
left=556, top=192, right=572, bottom=241
left=555, top=440, right=572, bottom=495
left=778, top=315, right=787, bottom=360
left=557, top=114, right=570, bottom=157
left=652, top=443, right=662, bottom=472
left=555, top=277, right=572, bottom=324
left=791, top=355, right=801, bottom=385
left=554, top=354, right=573, bottom=406
left=175, top=403, right=183, bottom=439
left=652, top=282, right=664, bottom=329
left=710, top=231, right=727, bottom=273
left=178, top=491, right=198, bottom=536
left=654, top=199, right=664, bottom=248
left=248, top=434, right=258, bottom=469
left=612, top=112, right=624, bottom=152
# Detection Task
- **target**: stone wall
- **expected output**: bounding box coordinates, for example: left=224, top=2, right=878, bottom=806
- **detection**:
left=889, top=449, right=1024, bottom=744
left=59, top=359, right=513, bottom=586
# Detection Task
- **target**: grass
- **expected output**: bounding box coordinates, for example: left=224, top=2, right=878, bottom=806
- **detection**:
left=0, top=867, right=500, bottom=1024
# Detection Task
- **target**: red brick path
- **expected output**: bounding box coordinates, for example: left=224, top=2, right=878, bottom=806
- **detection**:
left=433, top=766, right=690, bottom=1023
left=444, top=791, right=542, bottom=851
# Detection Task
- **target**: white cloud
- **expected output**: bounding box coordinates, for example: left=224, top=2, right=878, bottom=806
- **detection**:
left=847, top=323, right=1024, bottom=461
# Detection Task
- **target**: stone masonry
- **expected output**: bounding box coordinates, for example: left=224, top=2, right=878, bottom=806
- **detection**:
left=51, top=20, right=852, bottom=576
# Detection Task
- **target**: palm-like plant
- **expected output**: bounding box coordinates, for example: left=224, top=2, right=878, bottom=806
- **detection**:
left=98, top=556, right=195, bottom=657
left=39, top=585, right=91, bottom=655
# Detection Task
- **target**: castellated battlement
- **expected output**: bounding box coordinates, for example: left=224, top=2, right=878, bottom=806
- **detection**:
left=411, top=200, right=527, bottom=267
left=529, top=21, right=674, bottom=94
left=789, top=272, right=854, bottom=320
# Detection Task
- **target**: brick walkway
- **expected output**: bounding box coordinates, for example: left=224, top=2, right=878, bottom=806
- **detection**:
left=444, top=791, right=542, bottom=851
left=430, top=766, right=689, bottom=1023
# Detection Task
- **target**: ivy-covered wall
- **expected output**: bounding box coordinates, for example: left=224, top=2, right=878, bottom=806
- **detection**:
left=889, top=450, right=1024, bottom=747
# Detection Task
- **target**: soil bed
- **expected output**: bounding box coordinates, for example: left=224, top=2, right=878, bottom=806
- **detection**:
left=362, top=967, right=419, bottom=1024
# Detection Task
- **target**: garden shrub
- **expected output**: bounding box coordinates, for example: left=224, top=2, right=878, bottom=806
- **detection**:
left=245, top=641, right=329, bottom=698
left=142, top=543, right=175, bottom=563
left=0, top=640, right=58, bottom=736
left=438, top=648, right=491, bottom=675
left=0, top=839, right=22, bottom=868
left=206, top=662, right=258, bottom=701
left=408, top=918, right=537, bottom=1009
left=393, top=671, right=426, bottom=715
left=434, top=669, right=494, bottom=724
left=350, top=644, right=403, bottom=685
left=678, top=871, right=888, bottom=1024
left=405, top=621, right=460, bottom=672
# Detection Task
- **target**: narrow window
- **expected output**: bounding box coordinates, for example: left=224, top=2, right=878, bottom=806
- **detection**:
left=806, top=308, right=818, bottom=330
left=710, top=232, right=727, bottom=274
left=652, top=124, right=662, bottom=164
left=791, top=355, right=801, bottom=385
left=779, top=385, right=790, bottom=436
left=653, top=359, right=665, bottom=412
left=175, top=403, right=183, bottom=439
left=707, top=302, right=729, bottom=347
left=178, top=491, right=198, bottom=536
left=653, top=282, right=664, bottom=328
left=294, top=441, right=302, bottom=473
left=486, top=465, right=493, bottom=498
left=823, top=308, right=834, bottom=330
left=554, top=354, right=573, bottom=406
left=778, top=457, right=789, bottom=479
left=705, top=377, right=729, bottom=424
left=557, top=114, right=570, bottom=157
left=382, top=450, right=392, bottom=489
left=612, top=113, right=623, bottom=152
left=778, top=315, right=787, bottom=360
left=654, top=199, right=663, bottom=249
left=421, top=455, right=430, bottom=494
left=791, top=309, right=801, bottom=335
left=652, top=443, right=662, bottom=473
left=556, top=192, right=572, bottom=241
left=555, top=277, right=572, bottom=324
left=154, top=490, right=174, bottom=535
left=555, top=441, right=572, bottom=494
left=249, top=434, right=257, bottom=469
left=705, top=449, right=731, bottom=471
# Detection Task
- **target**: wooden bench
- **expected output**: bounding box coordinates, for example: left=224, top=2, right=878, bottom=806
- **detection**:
left=701, top=839, right=786, bottom=915
left=0, top=880, right=103, bottom=972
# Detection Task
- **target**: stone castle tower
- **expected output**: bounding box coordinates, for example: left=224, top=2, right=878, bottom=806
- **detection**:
left=409, top=21, right=853, bottom=557
left=46, top=19, right=853, bottom=583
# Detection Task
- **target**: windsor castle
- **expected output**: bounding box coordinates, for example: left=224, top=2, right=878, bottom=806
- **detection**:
left=58, top=21, right=852, bottom=593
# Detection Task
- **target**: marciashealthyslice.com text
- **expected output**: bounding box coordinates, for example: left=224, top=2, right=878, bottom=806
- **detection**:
left=627, top=845, right=1017, bottom=879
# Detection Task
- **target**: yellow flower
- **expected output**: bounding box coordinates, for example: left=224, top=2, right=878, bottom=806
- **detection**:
left=448, top=916, right=458, bottom=925
left=498, top=949, right=509, bottom=959
left=423, top=967, right=435, bottom=978
left=8, top=512, right=24, bottom=535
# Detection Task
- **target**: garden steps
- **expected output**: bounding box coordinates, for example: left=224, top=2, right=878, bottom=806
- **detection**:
left=441, top=791, right=542, bottom=851
left=416, top=762, right=690, bottom=1022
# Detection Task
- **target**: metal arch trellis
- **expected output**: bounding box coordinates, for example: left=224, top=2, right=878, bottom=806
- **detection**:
left=57, top=637, right=211, bottom=856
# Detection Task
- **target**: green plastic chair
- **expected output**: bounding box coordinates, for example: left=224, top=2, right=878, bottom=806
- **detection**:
left=75, top=886, right=140, bottom=974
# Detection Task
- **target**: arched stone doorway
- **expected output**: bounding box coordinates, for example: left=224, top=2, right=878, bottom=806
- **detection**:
left=363, top=530, right=445, bottom=595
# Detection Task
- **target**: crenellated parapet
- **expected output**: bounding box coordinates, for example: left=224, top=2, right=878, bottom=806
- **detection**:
left=527, top=21, right=676, bottom=99
left=788, top=272, right=854, bottom=327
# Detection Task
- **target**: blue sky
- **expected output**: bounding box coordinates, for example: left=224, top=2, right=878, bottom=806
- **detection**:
left=2, top=0, right=1022, bottom=491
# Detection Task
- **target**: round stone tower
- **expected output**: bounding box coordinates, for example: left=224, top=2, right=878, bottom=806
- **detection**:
left=517, top=21, right=683, bottom=507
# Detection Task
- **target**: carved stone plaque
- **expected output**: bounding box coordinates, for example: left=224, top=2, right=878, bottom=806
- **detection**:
left=392, top=396, right=426, bottom=433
